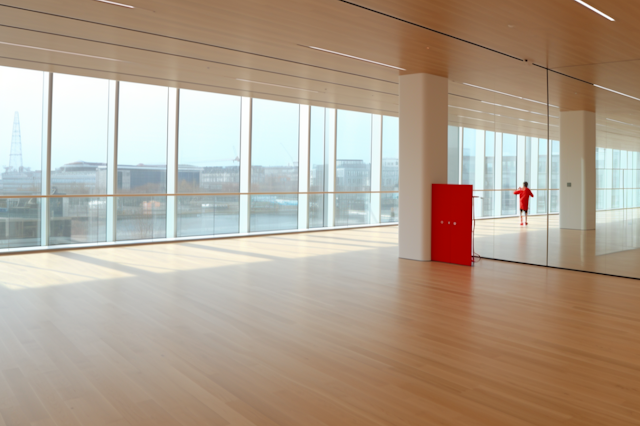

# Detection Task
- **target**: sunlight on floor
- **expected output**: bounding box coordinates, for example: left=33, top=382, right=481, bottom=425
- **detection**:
left=0, top=227, right=399, bottom=290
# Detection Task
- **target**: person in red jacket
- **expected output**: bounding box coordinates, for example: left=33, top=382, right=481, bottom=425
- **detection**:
left=514, top=182, right=534, bottom=226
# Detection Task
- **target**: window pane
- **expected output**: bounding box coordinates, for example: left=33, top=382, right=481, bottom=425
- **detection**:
left=308, top=194, right=326, bottom=229
left=49, top=197, right=107, bottom=245
left=336, top=110, right=371, bottom=192
left=116, top=196, right=166, bottom=241
left=483, top=132, right=495, bottom=217
left=251, top=99, right=299, bottom=193
left=177, top=195, right=239, bottom=237
left=335, top=193, right=370, bottom=226
left=0, top=198, right=41, bottom=249
left=250, top=194, right=298, bottom=232
left=178, top=90, right=241, bottom=193
left=0, top=66, right=46, bottom=196
left=501, top=134, right=517, bottom=215
left=448, top=126, right=460, bottom=184
left=537, top=139, right=548, bottom=189
left=501, top=190, right=517, bottom=216
left=310, top=107, right=325, bottom=193
left=381, top=116, right=399, bottom=191
left=117, top=82, right=168, bottom=194
left=550, top=140, right=560, bottom=189
left=381, top=193, right=398, bottom=223
left=51, top=74, right=111, bottom=195
left=462, top=128, right=477, bottom=186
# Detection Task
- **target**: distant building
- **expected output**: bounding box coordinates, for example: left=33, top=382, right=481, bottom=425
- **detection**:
left=1, top=168, right=41, bottom=195
left=199, top=166, right=240, bottom=192
left=336, top=160, right=371, bottom=191
left=381, top=158, right=399, bottom=191
left=52, top=161, right=104, bottom=194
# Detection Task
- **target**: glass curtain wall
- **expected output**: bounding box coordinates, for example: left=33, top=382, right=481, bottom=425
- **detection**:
left=50, top=74, right=111, bottom=245
left=0, top=64, right=397, bottom=254
left=116, top=82, right=169, bottom=241
left=309, top=106, right=326, bottom=228
left=177, top=90, right=241, bottom=237
left=250, top=99, right=300, bottom=232
left=381, top=116, right=399, bottom=223
left=336, top=110, right=372, bottom=227
left=0, top=66, right=46, bottom=249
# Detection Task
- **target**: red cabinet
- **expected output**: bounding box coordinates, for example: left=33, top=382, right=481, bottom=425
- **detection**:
left=431, top=184, right=473, bottom=266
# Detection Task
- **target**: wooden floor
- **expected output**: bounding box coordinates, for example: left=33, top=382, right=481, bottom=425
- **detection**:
left=1, top=227, right=639, bottom=426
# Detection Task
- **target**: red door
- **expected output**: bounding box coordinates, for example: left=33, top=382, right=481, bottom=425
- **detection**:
left=448, top=185, right=473, bottom=266
left=432, top=184, right=473, bottom=266
left=431, top=184, right=450, bottom=263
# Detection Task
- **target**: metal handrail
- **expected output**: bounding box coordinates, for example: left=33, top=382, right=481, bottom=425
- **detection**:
left=0, top=190, right=400, bottom=200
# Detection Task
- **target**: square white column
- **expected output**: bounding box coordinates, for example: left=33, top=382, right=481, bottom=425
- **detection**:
left=399, top=73, right=448, bottom=261
left=560, top=110, right=596, bottom=230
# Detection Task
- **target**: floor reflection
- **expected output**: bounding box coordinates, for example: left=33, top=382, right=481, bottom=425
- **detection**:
left=475, top=210, right=640, bottom=277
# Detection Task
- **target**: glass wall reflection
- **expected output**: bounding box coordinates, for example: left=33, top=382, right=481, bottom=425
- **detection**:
left=448, top=66, right=550, bottom=266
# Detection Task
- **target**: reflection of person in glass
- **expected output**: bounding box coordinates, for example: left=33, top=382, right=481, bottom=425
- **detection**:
left=514, top=182, right=534, bottom=226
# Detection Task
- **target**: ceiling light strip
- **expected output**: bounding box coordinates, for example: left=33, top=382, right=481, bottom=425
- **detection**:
left=606, top=118, right=640, bottom=128
left=237, top=79, right=319, bottom=93
left=450, top=106, right=559, bottom=127
left=303, top=45, right=405, bottom=70
left=94, top=0, right=135, bottom=8
left=0, top=41, right=122, bottom=61
left=463, top=83, right=559, bottom=108
left=595, top=84, right=640, bottom=102
left=573, top=0, right=614, bottom=21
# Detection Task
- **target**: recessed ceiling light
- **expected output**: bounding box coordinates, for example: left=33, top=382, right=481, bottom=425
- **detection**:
left=463, top=83, right=559, bottom=108
left=595, top=84, right=640, bottom=102
left=573, top=0, right=614, bottom=21
left=237, top=79, right=319, bottom=93
left=481, top=101, right=557, bottom=117
left=457, top=116, right=494, bottom=123
left=450, top=105, right=559, bottom=127
left=302, top=45, right=405, bottom=71
left=94, top=0, right=135, bottom=8
left=606, top=118, right=640, bottom=128
left=0, top=41, right=123, bottom=61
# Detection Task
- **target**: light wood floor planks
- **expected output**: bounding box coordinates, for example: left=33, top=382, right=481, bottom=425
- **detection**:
left=0, top=226, right=639, bottom=426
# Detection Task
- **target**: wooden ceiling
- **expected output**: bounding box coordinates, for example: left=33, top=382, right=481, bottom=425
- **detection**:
left=1, top=0, right=640, bottom=148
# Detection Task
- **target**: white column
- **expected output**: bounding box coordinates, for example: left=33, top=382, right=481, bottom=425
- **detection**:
left=298, top=105, right=310, bottom=230
left=399, top=73, right=448, bottom=261
left=106, top=81, right=118, bottom=242
left=560, top=110, right=596, bottom=230
left=40, top=73, right=52, bottom=246
left=239, top=97, right=251, bottom=234
left=166, top=88, right=178, bottom=238
left=370, top=114, right=382, bottom=224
